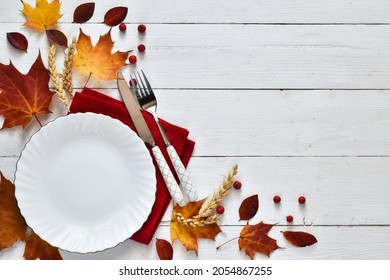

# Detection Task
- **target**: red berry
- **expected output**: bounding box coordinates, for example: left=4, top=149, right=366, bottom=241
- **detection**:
left=119, top=23, right=127, bottom=32
left=138, top=44, right=146, bottom=52
left=216, top=205, right=225, bottom=214
left=298, top=196, right=306, bottom=204
left=273, top=195, right=281, bottom=203
left=128, top=55, right=137, bottom=64
left=233, top=181, right=242, bottom=190
left=286, top=215, right=294, bottom=222
left=138, top=24, right=146, bottom=33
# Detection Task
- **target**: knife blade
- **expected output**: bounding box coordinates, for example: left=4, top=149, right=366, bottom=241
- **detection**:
left=117, top=71, right=155, bottom=145
left=116, top=71, right=184, bottom=205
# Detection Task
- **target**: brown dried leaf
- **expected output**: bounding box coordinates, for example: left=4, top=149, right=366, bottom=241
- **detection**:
left=104, top=6, right=128, bottom=26
left=23, top=232, right=62, bottom=260
left=46, top=29, right=68, bottom=47
left=6, top=32, right=28, bottom=52
left=282, top=231, right=318, bottom=247
left=170, top=199, right=222, bottom=255
left=156, top=239, right=173, bottom=260
left=239, top=194, right=259, bottom=220
left=239, top=221, right=280, bottom=259
left=73, top=2, right=95, bottom=23
left=0, top=172, right=27, bottom=251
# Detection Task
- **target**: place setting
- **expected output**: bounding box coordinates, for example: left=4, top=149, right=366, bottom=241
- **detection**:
left=0, top=2, right=202, bottom=258
left=14, top=69, right=198, bottom=254
left=0, top=1, right=320, bottom=261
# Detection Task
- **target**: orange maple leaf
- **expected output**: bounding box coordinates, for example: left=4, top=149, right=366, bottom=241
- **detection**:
left=0, top=172, right=62, bottom=259
left=170, top=200, right=222, bottom=255
left=73, top=29, right=130, bottom=81
left=24, top=232, right=62, bottom=260
left=238, top=221, right=280, bottom=259
left=21, top=0, right=62, bottom=32
left=0, top=172, right=27, bottom=251
left=0, top=53, right=54, bottom=129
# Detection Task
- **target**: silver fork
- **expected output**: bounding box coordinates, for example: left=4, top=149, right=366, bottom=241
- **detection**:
left=131, top=70, right=198, bottom=202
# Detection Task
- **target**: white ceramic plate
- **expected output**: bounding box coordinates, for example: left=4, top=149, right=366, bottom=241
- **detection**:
left=15, top=113, right=156, bottom=253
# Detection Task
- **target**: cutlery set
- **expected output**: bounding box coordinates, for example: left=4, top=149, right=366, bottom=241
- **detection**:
left=117, top=71, right=197, bottom=206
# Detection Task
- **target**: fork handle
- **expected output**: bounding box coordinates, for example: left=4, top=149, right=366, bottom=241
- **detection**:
left=166, top=145, right=198, bottom=202
left=151, top=145, right=184, bottom=205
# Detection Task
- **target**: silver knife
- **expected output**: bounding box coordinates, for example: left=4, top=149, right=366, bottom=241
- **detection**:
left=117, top=71, right=184, bottom=205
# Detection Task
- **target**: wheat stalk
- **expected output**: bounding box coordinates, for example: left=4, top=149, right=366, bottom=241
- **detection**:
left=173, top=164, right=238, bottom=227
left=174, top=212, right=220, bottom=228
left=196, top=164, right=238, bottom=218
left=48, top=44, right=69, bottom=111
left=62, top=37, right=76, bottom=97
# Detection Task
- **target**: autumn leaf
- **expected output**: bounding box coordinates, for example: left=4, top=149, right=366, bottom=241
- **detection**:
left=21, top=0, right=62, bottom=32
left=104, top=6, right=128, bottom=26
left=23, top=232, right=62, bottom=260
left=156, top=239, right=173, bottom=260
left=73, top=2, right=95, bottom=24
left=238, top=221, right=280, bottom=259
left=73, top=28, right=130, bottom=81
left=0, top=172, right=27, bottom=251
left=0, top=53, right=54, bottom=129
left=6, top=32, right=28, bottom=52
left=46, top=29, right=68, bottom=47
left=170, top=199, right=222, bottom=255
left=282, top=231, right=318, bottom=247
left=239, top=194, right=259, bottom=221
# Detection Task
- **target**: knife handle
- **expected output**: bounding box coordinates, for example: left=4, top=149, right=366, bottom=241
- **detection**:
left=166, top=145, right=198, bottom=202
left=151, top=145, right=184, bottom=205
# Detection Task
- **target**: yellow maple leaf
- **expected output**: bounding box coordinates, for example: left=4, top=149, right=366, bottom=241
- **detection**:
left=21, top=0, right=62, bottom=32
left=73, top=29, right=130, bottom=81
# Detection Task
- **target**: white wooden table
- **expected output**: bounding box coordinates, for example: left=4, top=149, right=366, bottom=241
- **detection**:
left=1, top=0, right=390, bottom=260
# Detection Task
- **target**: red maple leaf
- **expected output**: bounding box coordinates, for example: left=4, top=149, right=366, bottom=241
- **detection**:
left=0, top=53, right=54, bottom=129
left=238, top=221, right=280, bottom=259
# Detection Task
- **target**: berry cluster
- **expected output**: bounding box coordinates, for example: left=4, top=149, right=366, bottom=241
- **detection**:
left=118, top=23, right=147, bottom=65
left=273, top=195, right=307, bottom=223
left=215, top=179, right=308, bottom=225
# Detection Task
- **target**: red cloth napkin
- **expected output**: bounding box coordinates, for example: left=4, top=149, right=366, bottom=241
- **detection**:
left=69, top=88, right=195, bottom=245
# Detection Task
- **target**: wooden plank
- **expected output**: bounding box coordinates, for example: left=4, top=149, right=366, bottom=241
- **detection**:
left=2, top=0, right=390, bottom=24
left=2, top=156, right=390, bottom=225
left=61, top=226, right=390, bottom=259
left=2, top=225, right=388, bottom=260
left=2, top=90, right=390, bottom=156
left=0, top=24, right=389, bottom=89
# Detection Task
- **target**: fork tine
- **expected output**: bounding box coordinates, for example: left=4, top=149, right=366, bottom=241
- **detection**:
left=136, top=71, right=149, bottom=97
left=129, top=74, right=142, bottom=101
left=132, top=73, right=143, bottom=98
left=140, top=70, right=154, bottom=94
